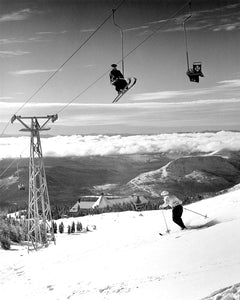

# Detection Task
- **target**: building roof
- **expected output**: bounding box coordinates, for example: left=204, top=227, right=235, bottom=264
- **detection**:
left=70, top=195, right=148, bottom=211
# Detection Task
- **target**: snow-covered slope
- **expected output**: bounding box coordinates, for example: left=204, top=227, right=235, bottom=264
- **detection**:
left=1, top=189, right=240, bottom=300
left=127, top=155, right=240, bottom=197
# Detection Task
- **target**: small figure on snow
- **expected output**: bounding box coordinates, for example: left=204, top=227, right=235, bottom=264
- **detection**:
left=159, top=190, right=187, bottom=230
left=109, top=64, right=128, bottom=94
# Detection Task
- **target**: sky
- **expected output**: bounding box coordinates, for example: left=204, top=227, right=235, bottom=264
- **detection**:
left=0, top=0, right=240, bottom=136
left=2, top=186, right=240, bottom=299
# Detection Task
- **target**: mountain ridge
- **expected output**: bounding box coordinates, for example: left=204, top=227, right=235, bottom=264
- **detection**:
left=1, top=151, right=240, bottom=209
left=126, top=154, right=240, bottom=199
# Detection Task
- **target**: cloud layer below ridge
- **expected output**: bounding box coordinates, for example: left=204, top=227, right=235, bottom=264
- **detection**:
left=1, top=131, right=240, bottom=159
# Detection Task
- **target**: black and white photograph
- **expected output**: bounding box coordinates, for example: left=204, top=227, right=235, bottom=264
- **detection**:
left=1, top=0, right=240, bottom=299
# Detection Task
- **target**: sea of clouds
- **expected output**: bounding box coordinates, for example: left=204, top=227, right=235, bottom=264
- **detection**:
left=0, top=131, right=240, bottom=159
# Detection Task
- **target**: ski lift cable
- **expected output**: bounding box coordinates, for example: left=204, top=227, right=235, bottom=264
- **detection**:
left=3, top=0, right=189, bottom=121
left=0, top=0, right=126, bottom=138
left=0, top=146, right=28, bottom=179
left=0, top=121, right=11, bottom=139
left=56, top=71, right=110, bottom=114
left=56, top=0, right=191, bottom=115
left=0, top=1, right=126, bottom=179
left=0, top=1, right=191, bottom=179
left=123, top=1, right=191, bottom=63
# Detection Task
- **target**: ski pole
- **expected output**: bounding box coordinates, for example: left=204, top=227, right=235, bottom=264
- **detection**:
left=161, top=210, right=170, bottom=233
left=184, top=207, right=208, bottom=219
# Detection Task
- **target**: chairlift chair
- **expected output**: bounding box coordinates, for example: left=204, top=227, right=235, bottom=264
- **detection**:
left=111, top=9, right=137, bottom=103
left=187, top=62, right=204, bottom=83
left=17, top=157, right=25, bottom=191
left=18, top=183, right=25, bottom=191
left=183, top=2, right=204, bottom=83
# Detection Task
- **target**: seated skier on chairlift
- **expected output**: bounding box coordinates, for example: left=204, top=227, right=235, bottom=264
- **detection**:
left=187, top=62, right=204, bottom=83
left=109, top=64, right=128, bottom=94
left=18, top=183, right=25, bottom=191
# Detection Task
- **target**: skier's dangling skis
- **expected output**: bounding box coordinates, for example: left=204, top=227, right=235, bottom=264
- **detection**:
left=112, top=77, right=137, bottom=103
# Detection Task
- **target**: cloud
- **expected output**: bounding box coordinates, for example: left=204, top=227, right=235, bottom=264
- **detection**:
left=131, top=98, right=240, bottom=106
left=1, top=131, right=240, bottom=159
left=147, top=11, right=209, bottom=33
left=36, top=31, right=56, bottom=35
left=0, top=36, right=48, bottom=45
left=0, top=50, right=30, bottom=57
left=132, top=79, right=240, bottom=102
left=124, top=25, right=149, bottom=32
left=0, top=9, right=32, bottom=22
left=10, top=69, right=59, bottom=76
left=131, top=88, right=211, bottom=101
left=1, top=99, right=239, bottom=136
left=148, top=19, right=169, bottom=26
left=194, top=4, right=240, bottom=32
left=80, top=28, right=95, bottom=33
left=217, top=79, right=240, bottom=88
left=149, top=3, right=240, bottom=33
left=212, top=22, right=240, bottom=32
left=0, top=97, right=13, bottom=101
left=84, top=64, right=96, bottom=68
left=28, top=36, right=50, bottom=42
left=194, top=3, right=240, bottom=16
left=36, top=31, right=68, bottom=35
left=0, top=38, right=26, bottom=45
left=163, top=23, right=211, bottom=32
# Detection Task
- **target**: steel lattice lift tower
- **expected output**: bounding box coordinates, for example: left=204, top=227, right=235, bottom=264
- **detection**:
left=11, top=114, right=58, bottom=251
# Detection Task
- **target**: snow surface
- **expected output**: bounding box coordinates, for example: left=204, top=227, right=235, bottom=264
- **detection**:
left=1, top=189, right=240, bottom=300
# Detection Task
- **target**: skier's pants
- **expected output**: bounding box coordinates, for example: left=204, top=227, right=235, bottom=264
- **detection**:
left=172, top=205, right=186, bottom=229
left=114, top=79, right=128, bottom=92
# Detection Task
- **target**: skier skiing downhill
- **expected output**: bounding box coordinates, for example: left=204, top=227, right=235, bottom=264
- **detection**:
left=159, top=190, right=187, bottom=230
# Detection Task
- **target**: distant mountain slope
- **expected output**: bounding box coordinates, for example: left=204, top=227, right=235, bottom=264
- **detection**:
left=1, top=153, right=240, bottom=209
left=126, top=155, right=240, bottom=199
left=0, top=154, right=171, bottom=208
left=209, top=149, right=240, bottom=168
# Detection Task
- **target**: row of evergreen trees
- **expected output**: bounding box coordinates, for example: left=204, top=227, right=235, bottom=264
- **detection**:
left=52, top=221, right=83, bottom=234
left=0, top=217, right=85, bottom=250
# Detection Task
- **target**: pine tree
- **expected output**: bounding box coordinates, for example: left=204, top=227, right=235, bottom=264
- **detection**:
left=0, top=236, right=11, bottom=250
left=53, top=222, right=58, bottom=234
left=67, top=225, right=71, bottom=234
left=71, top=221, right=75, bottom=233
left=76, top=221, right=82, bottom=232
left=59, top=222, right=64, bottom=234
